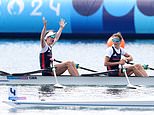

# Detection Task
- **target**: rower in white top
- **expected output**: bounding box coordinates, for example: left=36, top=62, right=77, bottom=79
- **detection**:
left=39, top=17, right=79, bottom=77
left=104, top=32, right=148, bottom=77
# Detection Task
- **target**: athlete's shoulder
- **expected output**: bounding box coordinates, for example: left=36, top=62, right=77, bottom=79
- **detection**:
left=120, top=47, right=126, bottom=51
left=40, top=43, right=49, bottom=53
left=105, top=46, right=113, bottom=57
left=120, top=47, right=127, bottom=55
left=106, top=46, right=113, bottom=51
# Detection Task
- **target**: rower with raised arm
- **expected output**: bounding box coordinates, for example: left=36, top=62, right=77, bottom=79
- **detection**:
left=104, top=32, right=148, bottom=77
left=39, top=17, right=79, bottom=76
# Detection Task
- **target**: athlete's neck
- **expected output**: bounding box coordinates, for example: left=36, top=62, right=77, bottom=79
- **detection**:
left=114, top=45, right=120, bottom=49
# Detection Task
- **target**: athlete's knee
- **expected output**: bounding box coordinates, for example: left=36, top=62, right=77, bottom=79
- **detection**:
left=65, top=61, right=74, bottom=67
left=134, top=64, right=142, bottom=69
left=128, top=65, right=135, bottom=70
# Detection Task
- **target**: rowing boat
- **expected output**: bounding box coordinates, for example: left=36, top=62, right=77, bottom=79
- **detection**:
left=0, top=75, right=153, bottom=86
left=3, top=99, right=154, bottom=108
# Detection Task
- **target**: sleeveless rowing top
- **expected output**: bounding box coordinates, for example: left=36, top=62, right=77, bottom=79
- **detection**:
left=107, top=46, right=121, bottom=76
left=40, top=44, right=52, bottom=75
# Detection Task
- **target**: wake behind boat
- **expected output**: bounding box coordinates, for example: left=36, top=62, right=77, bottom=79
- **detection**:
left=0, top=75, right=154, bottom=86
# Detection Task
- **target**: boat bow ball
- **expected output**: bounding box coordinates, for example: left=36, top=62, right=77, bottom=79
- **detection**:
left=0, top=0, right=154, bottom=34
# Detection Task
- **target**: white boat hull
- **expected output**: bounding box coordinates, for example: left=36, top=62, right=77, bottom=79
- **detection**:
left=0, top=75, right=153, bottom=86
left=3, top=100, right=154, bottom=108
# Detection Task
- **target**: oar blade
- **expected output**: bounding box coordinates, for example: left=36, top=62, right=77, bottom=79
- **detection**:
left=54, top=83, right=65, bottom=88
left=127, top=84, right=138, bottom=89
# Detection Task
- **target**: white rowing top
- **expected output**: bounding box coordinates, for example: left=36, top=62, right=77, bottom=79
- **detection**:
left=105, top=45, right=126, bottom=58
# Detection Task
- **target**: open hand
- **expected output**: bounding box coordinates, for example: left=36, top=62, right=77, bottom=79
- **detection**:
left=59, top=18, right=67, bottom=28
left=42, top=17, right=47, bottom=25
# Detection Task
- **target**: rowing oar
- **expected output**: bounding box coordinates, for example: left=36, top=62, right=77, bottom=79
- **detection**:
left=53, top=59, right=97, bottom=72
left=127, top=62, right=154, bottom=70
left=49, top=45, right=65, bottom=88
left=81, top=69, right=118, bottom=76
left=121, top=65, right=138, bottom=89
left=51, top=60, right=65, bottom=88
left=11, top=69, right=49, bottom=76
left=0, top=70, right=11, bottom=76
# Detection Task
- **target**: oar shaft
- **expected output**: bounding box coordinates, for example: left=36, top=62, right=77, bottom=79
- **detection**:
left=123, top=69, right=131, bottom=85
left=54, top=59, right=62, bottom=63
left=121, top=65, right=137, bottom=89
left=79, top=67, right=97, bottom=72
left=81, top=69, right=118, bottom=76
left=52, top=61, right=59, bottom=84
left=54, top=59, right=97, bottom=72
left=127, top=62, right=154, bottom=70
left=11, top=69, right=48, bottom=76
left=0, top=70, right=11, bottom=76
left=149, top=67, right=154, bottom=70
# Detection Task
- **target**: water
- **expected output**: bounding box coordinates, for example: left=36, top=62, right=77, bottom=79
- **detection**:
left=0, top=39, right=154, bottom=114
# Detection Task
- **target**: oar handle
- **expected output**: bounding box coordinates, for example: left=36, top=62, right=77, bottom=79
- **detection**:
left=54, top=59, right=62, bottom=63
left=126, top=62, right=134, bottom=65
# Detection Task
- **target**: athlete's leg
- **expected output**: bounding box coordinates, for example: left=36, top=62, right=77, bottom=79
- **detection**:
left=133, top=64, right=148, bottom=77
left=119, top=66, right=134, bottom=76
left=125, top=64, right=148, bottom=77
left=55, top=61, right=79, bottom=76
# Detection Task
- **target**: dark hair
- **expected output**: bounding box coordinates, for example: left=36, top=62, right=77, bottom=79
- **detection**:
left=44, top=31, right=50, bottom=37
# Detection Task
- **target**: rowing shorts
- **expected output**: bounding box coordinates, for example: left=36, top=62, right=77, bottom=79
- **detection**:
left=108, top=69, right=120, bottom=77
left=42, top=71, right=53, bottom=76
left=108, top=71, right=119, bottom=76
left=108, top=68, right=128, bottom=76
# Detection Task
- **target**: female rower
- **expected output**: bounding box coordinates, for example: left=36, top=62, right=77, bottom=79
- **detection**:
left=39, top=17, right=79, bottom=76
left=104, top=32, right=148, bottom=77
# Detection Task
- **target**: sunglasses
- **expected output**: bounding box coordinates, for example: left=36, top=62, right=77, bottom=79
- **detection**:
left=112, top=37, right=120, bottom=43
left=49, top=34, right=56, bottom=39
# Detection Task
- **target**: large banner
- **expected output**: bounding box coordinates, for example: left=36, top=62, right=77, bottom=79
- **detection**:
left=0, top=0, right=154, bottom=34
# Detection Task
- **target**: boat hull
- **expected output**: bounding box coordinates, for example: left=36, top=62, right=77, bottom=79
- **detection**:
left=0, top=75, right=153, bottom=86
left=3, top=100, right=154, bottom=108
